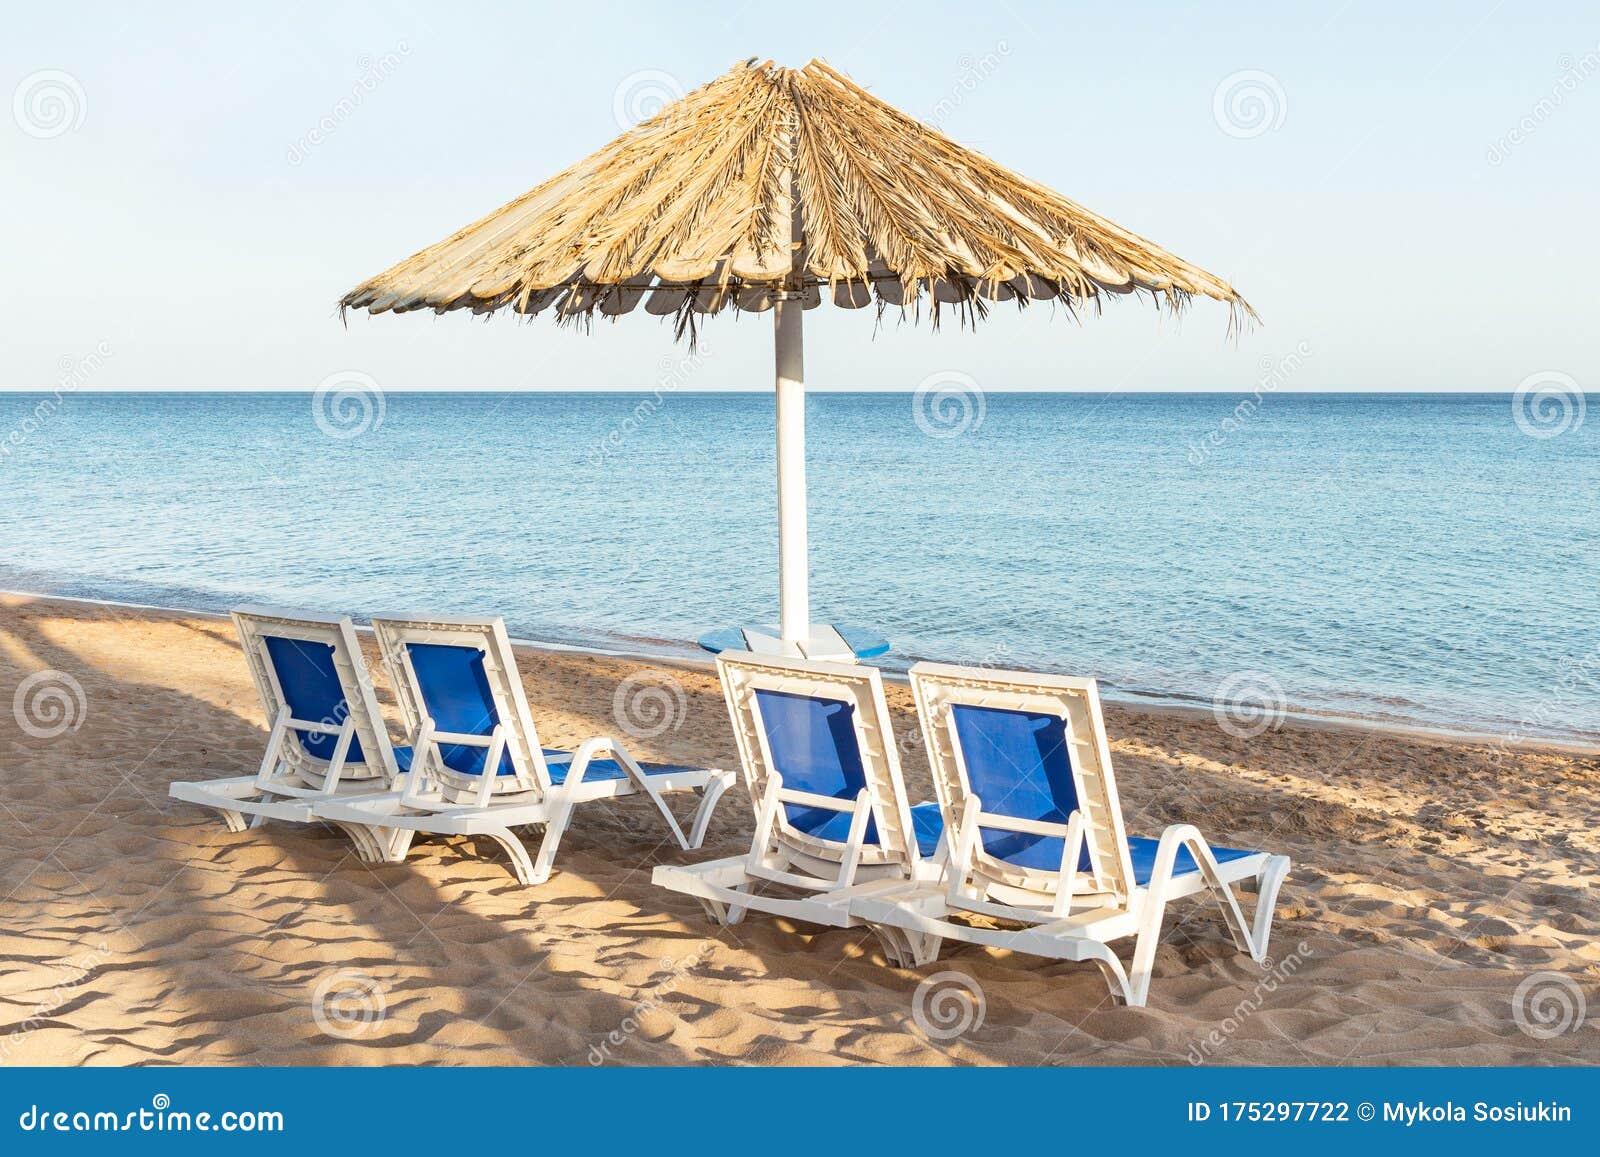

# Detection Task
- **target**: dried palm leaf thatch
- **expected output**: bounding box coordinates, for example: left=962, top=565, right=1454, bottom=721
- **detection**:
left=341, top=58, right=1254, bottom=340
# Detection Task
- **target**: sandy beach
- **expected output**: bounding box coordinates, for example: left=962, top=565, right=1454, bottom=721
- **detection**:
left=0, top=591, right=1595, bottom=1066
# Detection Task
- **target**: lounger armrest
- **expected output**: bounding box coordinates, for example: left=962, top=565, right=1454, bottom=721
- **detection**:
left=746, top=775, right=876, bottom=892
left=427, top=728, right=498, bottom=748
left=253, top=705, right=293, bottom=788
left=1145, top=824, right=1256, bottom=908
left=560, top=734, right=710, bottom=851
left=973, top=811, right=1075, bottom=839
left=397, top=719, right=437, bottom=807
left=559, top=735, right=624, bottom=789
left=316, top=717, right=359, bottom=795
left=475, top=725, right=507, bottom=808
left=557, top=733, right=687, bottom=789
left=284, top=716, right=349, bottom=736
left=773, top=786, right=864, bottom=813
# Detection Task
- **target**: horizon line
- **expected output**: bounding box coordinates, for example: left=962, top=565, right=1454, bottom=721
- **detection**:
left=0, top=387, right=1562, bottom=396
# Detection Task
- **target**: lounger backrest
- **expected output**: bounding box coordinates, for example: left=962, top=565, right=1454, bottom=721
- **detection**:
left=718, top=651, right=919, bottom=865
left=910, top=661, right=1135, bottom=902
left=371, top=615, right=549, bottom=796
left=232, top=607, right=397, bottom=784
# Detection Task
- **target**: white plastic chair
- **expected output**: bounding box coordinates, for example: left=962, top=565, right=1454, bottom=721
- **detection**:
left=168, top=606, right=406, bottom=862
left=652, top=651, right=945, bottom=951
left=314, top=614, right=734, bottom=885
left=850, top=661, right=1291, bottom=1006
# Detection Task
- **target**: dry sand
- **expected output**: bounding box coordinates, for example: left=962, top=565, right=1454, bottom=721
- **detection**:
left=0, top=592, right=1595, bottom=1066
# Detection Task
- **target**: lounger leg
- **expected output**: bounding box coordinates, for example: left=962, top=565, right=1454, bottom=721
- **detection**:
left=215, top=807, right=249, bottom=834
left=1082, top=943, right=1138, bottom=1006
left=1248, top=855, right=1291, bottom=962
left=523, top=804, right=574, bottom=886
left=1126, top=931, right=1160, bottom=1008
left=381, top=827, right=415, bottom=863
left=870, top=924, right=943, bottom=968
left=481, top=827, right=541, bottom=886
left=352, top=825, right=389, bottom=863
left=328, top=821, right=400, bottom=864
left=1173, top=837, right=1281, bottom=963
left=694, top=883, right=751, bottom=926
left=1124, top=830, right=1202, bottom=1007
left=687, top=771, right=736, bottom=849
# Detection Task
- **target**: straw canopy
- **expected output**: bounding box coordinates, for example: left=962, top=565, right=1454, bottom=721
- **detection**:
left=340, top=58, right=1253, bottom=338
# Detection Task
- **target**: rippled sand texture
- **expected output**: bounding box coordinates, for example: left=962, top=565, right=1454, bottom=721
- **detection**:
left=1, top=593, right=1595, bottom=1066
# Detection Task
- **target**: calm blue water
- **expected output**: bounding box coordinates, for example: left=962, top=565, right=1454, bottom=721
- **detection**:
left=2, top=391, right=1597, bottom=742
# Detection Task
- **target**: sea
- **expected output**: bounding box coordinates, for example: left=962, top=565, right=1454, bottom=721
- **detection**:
left=2, top=390, right=1596, bottom=745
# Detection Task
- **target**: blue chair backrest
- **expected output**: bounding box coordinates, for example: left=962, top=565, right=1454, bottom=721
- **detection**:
left=754, top=688, right=880, bottom=845
left=405, top=642, right=514, bottom=777
left=263, top=634, right=365, bottom=764
left=950, top=703, right=1089, bottom=873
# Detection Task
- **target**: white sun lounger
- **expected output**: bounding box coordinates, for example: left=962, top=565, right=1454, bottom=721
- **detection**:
left=313, top=614, right=735, bottom=885
left=651, top=652, right=946, bottom=956
left=167, top=607, right=406, bottom=861
left=850, top=661, right=1291, bottom=1006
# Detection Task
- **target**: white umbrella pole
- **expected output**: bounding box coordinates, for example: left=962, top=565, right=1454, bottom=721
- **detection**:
left=774, top=294, right=809, bottom=645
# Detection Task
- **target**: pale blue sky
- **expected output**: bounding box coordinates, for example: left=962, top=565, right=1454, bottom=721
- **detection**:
left=3, top=1, right=1596, bottom=391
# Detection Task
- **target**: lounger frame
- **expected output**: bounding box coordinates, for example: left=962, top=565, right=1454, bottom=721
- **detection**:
left=167, top=607, right=403, bottom=859
left=314, top=614, right=733, bottom=885
left=652, top=652, right=943, bottom=951
left=850, top=662, right=1290, bottom=1006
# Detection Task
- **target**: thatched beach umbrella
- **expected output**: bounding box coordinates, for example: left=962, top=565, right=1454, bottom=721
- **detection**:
left=341, top=58, right=1250, bottom=657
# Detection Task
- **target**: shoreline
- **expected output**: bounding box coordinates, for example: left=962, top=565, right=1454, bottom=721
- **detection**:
left=6, top=585, right=1596, bottom=759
